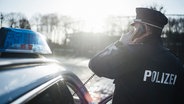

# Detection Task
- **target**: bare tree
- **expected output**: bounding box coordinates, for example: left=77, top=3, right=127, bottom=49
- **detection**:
left=48, top=14, right=60, bottom=32
left=30, top=13, right=42, bottom=31
left=40, top=14, right=49, bottom=33
left=0, top=13, right=4, bottom=27
left=60, top=16, right=75, bottom=46
left=19, top=18, right=31, bottom=29
left=4, top=12, right=25, bottom=28
left=40, top=13, right=60, bottom=33
left=147, top=3, right=166, bottom=14
left=105, top=16, right=133, bottom=36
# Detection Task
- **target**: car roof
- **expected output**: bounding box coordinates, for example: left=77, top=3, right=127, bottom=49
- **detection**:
left=0, top=58, right=66, bottom=104
left=0, top=58, right=58, bottom=66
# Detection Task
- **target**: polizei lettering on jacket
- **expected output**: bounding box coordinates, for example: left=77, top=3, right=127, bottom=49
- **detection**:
left=143, top=70, right=177, bottom=85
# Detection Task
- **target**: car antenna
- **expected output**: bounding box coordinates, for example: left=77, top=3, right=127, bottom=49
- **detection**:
left=73, top=73, right=95, bottom=96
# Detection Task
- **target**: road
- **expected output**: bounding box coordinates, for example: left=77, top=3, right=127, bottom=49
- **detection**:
left=54, top=56, right=115, bottom=103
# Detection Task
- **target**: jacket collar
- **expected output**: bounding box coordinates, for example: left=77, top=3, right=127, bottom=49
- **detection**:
left=142, top=34, right=163, bottom=46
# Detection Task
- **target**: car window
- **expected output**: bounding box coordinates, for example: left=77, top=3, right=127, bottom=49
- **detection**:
left=0, top=28, right=7, bottom=48
left=67, top=85, right=82, bottom=104
left=26, top=81, right=74, bottom=104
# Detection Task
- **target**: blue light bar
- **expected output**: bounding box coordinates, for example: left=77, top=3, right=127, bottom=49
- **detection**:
left=0, top=27, right=52, bottom=54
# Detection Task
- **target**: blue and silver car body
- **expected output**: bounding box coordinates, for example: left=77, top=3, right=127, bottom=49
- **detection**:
left=0, top=58, right=93, bottom=104
left=0, top=27, right=93, bottom=104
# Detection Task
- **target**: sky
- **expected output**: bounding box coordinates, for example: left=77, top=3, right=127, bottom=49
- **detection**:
left=0, top=0, right=183, bottom=33
left=0, top=1, right=182, bottom=55
left=0, top=0, right=184, bottom=18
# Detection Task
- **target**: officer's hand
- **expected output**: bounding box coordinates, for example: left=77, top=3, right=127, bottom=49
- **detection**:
left=119, top=31, right=134, bottom=45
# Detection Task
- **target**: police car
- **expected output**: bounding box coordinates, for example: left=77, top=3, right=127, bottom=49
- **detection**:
left=0, top=27, right=94, bottom=104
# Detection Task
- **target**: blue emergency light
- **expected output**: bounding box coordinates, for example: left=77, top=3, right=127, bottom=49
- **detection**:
left=0, top=27, right=52, bottom=54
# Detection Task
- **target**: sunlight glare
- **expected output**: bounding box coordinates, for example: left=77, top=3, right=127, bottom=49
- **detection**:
left=55, top=0, right=138, bottom=33
left=81, top=15, right=106, bottom=33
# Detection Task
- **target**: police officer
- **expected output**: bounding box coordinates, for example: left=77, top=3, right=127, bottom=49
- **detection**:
left=88, top=7, right=184, bottom=104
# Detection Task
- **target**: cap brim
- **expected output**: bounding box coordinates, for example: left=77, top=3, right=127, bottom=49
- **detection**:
left=133, top=19, right=162, bottom=29
left=131, top=19, right=143, bottom=26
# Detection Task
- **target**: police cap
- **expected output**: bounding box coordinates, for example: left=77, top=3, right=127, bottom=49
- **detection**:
left=134, top=7, right=168, bottom=29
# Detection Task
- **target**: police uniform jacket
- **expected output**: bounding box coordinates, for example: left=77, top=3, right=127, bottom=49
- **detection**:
left=88, top=35, right=184, bottom=104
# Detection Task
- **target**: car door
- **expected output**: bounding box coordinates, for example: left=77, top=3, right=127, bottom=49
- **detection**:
left=26, top=80, right=74, bottom=104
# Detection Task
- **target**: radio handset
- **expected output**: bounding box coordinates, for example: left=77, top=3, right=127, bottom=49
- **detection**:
left=131, top=24, right=147, bottom=41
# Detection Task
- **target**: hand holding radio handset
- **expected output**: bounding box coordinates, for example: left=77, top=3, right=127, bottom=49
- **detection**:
left=119, top=22, right=151, bottom=45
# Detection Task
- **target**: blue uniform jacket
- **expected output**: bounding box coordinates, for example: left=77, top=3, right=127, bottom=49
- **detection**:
left=89, top=36, right=184, bottom=104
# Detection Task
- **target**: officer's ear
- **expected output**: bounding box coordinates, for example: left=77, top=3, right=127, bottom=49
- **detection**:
left=144, top=24, right=152, bottom=34
left=132, top=24, right=151, bottom=43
